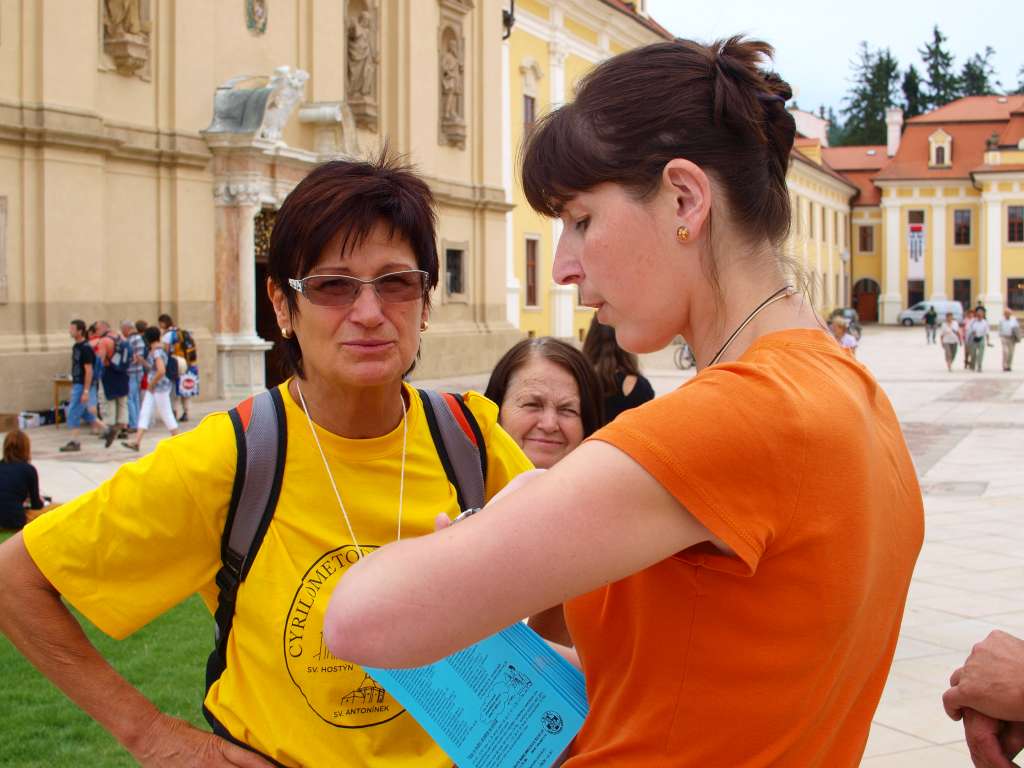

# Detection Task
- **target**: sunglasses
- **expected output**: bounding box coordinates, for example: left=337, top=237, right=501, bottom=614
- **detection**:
left=288, top=270, right=429, bottom=307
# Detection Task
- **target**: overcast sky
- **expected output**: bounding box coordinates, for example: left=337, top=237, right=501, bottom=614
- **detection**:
left=645, top=0, right=1022, bottom=117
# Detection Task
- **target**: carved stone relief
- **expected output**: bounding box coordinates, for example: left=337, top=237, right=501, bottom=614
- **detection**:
left=346, top=0, right=379, bottom=132
left=204, top=67, right=309, bottom=146
left=519, top=58, right=543, bottom=98
left=246, top=0, right=268, bottom=35
left=101, top=0, right=152, bottom=78
left=438, top=0, right=473, bottom=149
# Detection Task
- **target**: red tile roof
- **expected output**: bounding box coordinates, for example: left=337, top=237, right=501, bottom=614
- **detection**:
left=842, top=170, right=883, bottom=206
left=873, top=121, right=1005, bottom=181
left=999, top=114, right=1024, bottom=147
left=907, top=95, right=1024, bottom=124
left=972, top=163, right=1024, bottom=175
left=821, top=145, right=889, bottom=171
left=598, top=1, right=673, bottom=39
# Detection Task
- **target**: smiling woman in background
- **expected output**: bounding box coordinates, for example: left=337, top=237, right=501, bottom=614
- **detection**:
left=484, top=337, right=603, bottom=470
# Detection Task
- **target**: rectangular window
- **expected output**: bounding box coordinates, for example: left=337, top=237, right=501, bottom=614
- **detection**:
left=858, top=225, right=873, bottom=253
left=908, top=210, right=925, bottom=225
left=1009, top=206, right=1024, bottom=243
left=953, top=278, right=972, bottom=310
left=444, top=248, right=464, bottom=296
left=935, top=146, right=945, bottom=166
left=523, top=95, right=536, bottom=133
left=1008, top=278, right=1024, bottom=311
left=954, top=209, right=971, bottom=245
left=525, top=238, right=538, bottom=306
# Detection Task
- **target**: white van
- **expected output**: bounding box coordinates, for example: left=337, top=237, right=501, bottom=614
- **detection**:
left=897, top=300, right=964, bottom=326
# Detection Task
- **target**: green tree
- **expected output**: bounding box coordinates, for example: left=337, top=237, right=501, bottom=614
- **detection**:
left=902, top=64, right=926, bottom=118
left=840, top=43, right=900, bottom=145
left=960, top=47, right=1001, bottom=96
left=1015, top=64, right=1024, bottom=95
left=919, top=25, right=960, bottom=108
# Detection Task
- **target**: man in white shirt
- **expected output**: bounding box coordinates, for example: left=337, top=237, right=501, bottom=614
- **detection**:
left=968, top=308, right=990, bottom=372
left=998, top=308, right=1021, bottom=372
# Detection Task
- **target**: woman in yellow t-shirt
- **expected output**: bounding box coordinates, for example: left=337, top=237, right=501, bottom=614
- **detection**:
left=326, top=39, right=924, bottom=767
left=0, top=156, right=532, bottom=767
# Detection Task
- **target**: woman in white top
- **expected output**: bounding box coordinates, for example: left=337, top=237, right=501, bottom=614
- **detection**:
left=968, top=308, right=990, bottom=372
left=939, top=312, right=960, bottom=372
left=998, top=308, right=1020, bottom=372
left=830, top=316, right=858, bottom=356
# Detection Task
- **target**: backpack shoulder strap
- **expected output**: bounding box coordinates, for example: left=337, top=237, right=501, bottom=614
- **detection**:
left=206, top=387, right=287, bottom=695
left=418, top=389, right=486, bottom=511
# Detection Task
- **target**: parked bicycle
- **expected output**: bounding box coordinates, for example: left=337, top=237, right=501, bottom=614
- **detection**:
left=673, top=340, right=694, bottom=370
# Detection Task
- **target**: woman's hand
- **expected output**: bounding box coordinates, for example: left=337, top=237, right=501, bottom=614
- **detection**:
left=132, top=714, right=274, bottom=767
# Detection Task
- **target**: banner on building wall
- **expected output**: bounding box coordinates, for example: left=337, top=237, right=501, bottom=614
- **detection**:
left=907, top=223, right=925, bottom=280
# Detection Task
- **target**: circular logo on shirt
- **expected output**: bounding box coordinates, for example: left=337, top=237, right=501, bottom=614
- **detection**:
left=283, top=544, right=406, bottom=728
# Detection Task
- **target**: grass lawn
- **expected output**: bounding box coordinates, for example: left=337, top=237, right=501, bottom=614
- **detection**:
left=0, top=530, right=212, bottom=767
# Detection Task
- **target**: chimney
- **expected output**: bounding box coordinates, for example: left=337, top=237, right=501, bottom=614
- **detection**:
left=886, top=108, right=904, bottom=157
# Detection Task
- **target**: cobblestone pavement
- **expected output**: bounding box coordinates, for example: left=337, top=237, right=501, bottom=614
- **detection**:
left=8, top=325, right=1023, bottom=764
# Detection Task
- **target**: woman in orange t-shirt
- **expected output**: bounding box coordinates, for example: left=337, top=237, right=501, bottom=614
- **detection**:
left=325, top=37, right=924, bottom=767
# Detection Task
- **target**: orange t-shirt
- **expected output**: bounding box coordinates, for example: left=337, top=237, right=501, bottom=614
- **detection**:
left=564, top=329, right=923, bottom=767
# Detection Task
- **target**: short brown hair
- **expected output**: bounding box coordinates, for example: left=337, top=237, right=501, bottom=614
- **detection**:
left=485, top=338, right=604, bottom=438
left=522, top=37, right=795, bottom=250
left=3, top=429, right=31, bottom=463
left=267, top=152, right=440, bottom=377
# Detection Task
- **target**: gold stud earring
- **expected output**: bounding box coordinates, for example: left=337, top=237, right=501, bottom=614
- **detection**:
left=280, top=327, right=291, bottom=339
left=676, top=226, right=690, bottom=243
left=420, top=320, right=429, bottom=332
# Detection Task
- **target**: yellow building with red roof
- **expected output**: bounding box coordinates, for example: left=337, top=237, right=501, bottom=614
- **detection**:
left=820, top=95, right=1024, bottom=323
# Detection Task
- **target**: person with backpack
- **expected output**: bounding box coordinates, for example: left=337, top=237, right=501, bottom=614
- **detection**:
left=97, top=320, right=131, bottom=439
left=121, top=320, right=146, bottom=433
left=121, top=326, right=180, bottom=451
left=158, top=313, right=196, bottom=422
left=0, top=155, right=533, bottom=767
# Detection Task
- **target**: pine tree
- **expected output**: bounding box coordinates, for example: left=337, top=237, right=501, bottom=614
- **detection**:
left=840, top=44, right=900, bottom=145
left=1015, top=64, right=1024, bottom=95
left=902, top=65, right=926, bottom=118
left=961, top=47, right=1001, bottom=96
left=919, top=25, right=961, bottom=108
left=824, top=106, right=846, bottom=146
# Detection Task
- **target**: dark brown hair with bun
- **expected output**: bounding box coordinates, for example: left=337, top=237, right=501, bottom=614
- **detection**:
left=521, top=36, right=796, bottom=249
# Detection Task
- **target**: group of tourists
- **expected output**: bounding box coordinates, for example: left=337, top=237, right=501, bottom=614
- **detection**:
left=0, top=35, right=1005, bottom=768
left=937, top=306, right=1020, bottom=373
left=59, top=314, right=198, bottom=453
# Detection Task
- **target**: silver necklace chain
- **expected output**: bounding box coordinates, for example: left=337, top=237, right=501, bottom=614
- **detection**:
left=295, top=382, right=408, bottom=557
left=707, top=285, right=795, bottom=368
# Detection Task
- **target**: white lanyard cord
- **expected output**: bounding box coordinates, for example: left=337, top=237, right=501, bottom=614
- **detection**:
left=295, top=382, right=408, bottom=558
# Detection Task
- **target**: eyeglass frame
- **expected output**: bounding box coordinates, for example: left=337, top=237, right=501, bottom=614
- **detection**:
left=287, top=269, right=431, bottom=307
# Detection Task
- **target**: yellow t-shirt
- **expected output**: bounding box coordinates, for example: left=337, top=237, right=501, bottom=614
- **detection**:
left=24, top=382, right=533, bottom=768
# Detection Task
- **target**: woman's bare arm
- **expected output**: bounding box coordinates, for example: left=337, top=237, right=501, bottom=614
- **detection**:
left=0, top=534, right=270, bottom=767
left=325, top=440, right=718, bottom=668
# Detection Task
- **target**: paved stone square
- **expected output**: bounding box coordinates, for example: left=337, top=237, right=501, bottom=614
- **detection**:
left=11, top=325, right=1024, bottom=765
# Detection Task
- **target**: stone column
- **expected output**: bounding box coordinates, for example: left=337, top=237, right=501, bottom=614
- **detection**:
left=502, top=37, right=520, bottom=328
left=982, top=191, right=1004, bottom=319
left=880, top=197, right=902, bottom=324
left=213, top=182, right=273, bottom=399
left=930, top=203, right=947, bottom=300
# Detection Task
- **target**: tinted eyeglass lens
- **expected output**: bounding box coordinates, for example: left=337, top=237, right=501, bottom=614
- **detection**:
left=305, top=276, right=359, bottom=304
left=376, top=272, right=425, bottom=300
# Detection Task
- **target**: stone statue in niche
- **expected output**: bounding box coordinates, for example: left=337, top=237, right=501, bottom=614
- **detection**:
left=346, top=0, right=379, bottom=132
left=439, top=26, right=467, bottom=148
left=103, top=0, right=151, bottom=77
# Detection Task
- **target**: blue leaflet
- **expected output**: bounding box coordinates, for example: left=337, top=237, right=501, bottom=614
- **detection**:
left=365, top=622, right=588, bottom=768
